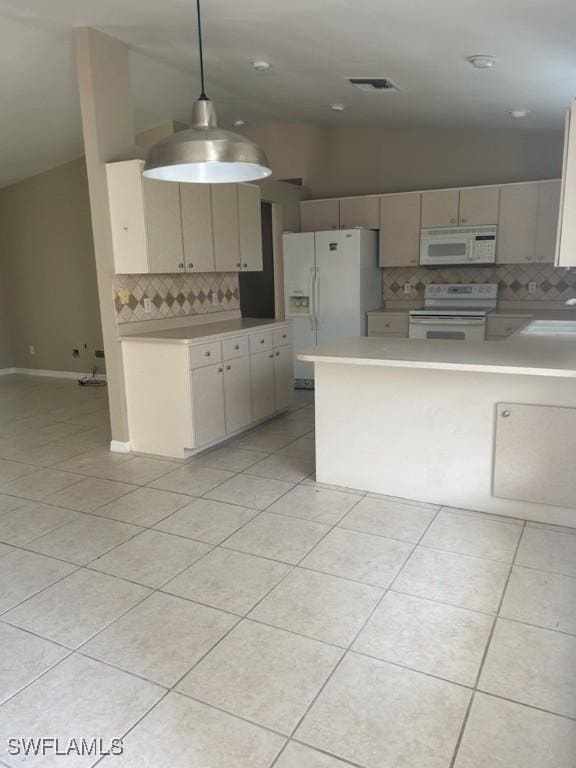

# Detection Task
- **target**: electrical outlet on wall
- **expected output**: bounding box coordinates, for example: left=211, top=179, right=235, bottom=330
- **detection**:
left=528, top=281, right=538, bottom=295
left=28, top=345, right=36, bottom=356
left=118, top=288, right=130, bottom=305
left=211, top=291, right=219, bottom=307
left=143, top=298, right=153, bottom=313
left=403, top=283, right=412, bottom=295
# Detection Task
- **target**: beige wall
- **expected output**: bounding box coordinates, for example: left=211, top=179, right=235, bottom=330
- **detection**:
left=0, top=261, right=13, bottom=368
left=244, top=121, right=564, bottom=198
left=0, top=157, right=103, bottom=373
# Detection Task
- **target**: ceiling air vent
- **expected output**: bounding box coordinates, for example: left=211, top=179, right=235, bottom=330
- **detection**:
left=348, top=77, right=400, bottom=93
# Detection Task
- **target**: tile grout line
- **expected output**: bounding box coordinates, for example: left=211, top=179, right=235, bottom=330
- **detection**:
left=447, top=519, right=527, bottom=768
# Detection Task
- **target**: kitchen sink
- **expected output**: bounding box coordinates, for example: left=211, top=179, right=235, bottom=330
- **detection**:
left=521, top=319, right=576, bottom=337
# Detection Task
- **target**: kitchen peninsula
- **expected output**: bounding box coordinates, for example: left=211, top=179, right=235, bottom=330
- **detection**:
left=300, top=324, right=576, bottom=527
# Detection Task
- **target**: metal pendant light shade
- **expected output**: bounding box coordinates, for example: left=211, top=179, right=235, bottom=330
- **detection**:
left=143, top=99, right=271, bottom=183
left=143, top=0, right=271, bottom=184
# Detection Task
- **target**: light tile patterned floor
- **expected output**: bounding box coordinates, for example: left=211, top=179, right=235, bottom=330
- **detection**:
left=0, top=374, right=575, bottom=767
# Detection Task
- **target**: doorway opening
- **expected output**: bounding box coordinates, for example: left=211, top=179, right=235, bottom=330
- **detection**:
left=239, top=201, right=275, bottom=319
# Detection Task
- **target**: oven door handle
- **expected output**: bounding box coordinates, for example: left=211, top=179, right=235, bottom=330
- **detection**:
left=409, top=317, right=486, bottom=326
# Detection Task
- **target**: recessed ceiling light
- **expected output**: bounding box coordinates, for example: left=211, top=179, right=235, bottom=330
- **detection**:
left=467, top=55, right=497, bottom=69
left=252, top=60, right=272, bottom=70
left=330, top=103, right=345, bottom=112
left=508, top=109, right=530, bottom=119
left=233, top=119, right=246, bottom=127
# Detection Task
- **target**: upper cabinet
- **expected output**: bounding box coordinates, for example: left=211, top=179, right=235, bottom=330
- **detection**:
left=556, top=100, right=576, bottom=267
left=238, top=183, right=264, bottom=271
left=379, top=193, right=421, bottom=267
left=421, top=187, right=499, bottom=228
left=458, top=187, right=500, bottom=225
left=536, top=180, right=561, bottom=263
left=421, top=189, right=459, bottom=227
left=180, top=184, right=215, bottom=272
left=300, top=199, right=340, bottom=232
left=497, top=183, right=539, bottom=264
left=339, top=196, right=380, bottom=229
left=107, top=160, right=184, bottom=274
left=107, top=159, right=263, bottom=274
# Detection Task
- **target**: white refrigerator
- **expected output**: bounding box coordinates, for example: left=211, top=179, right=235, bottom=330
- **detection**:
left=283, top=229, right=382, bottom=384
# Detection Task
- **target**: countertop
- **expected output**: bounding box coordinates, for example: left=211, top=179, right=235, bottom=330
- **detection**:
left=298, top=333, right=576, bottom=378
left=120, top=318, right=289, bottom=344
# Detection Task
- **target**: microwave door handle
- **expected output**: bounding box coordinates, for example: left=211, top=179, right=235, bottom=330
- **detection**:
left=314, top=267, right=320, bottom=329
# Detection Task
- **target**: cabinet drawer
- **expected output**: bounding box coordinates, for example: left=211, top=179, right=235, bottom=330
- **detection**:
left=249, top=330, right=273, bottom=353
left=367, top=314, right=409, bottom=337
left=222, top=335, right=249, bottom=360
left=273, top=326, right=292, bottom=347
left=189, top=341, right=222, bottom=369
left=486, top=316, right=529, bottom=339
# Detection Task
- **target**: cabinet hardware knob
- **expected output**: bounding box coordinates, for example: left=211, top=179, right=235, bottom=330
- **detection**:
left=217, top=367, right=223, bottom=373
left=269, top=353, right=274, bottom=358
left=461, top=218, right=468, bottom=223
left=123, top=226, right=128, bottom=231
left=225, top=365, right=231, bottom=370
left=204, top=351, right=211, bottom=357
left=178, top=263, right=184, bottom=269
left=243, top=263, right=248, bottom=268
left=275, top=351, right=279, bottom=356
left=188, top=263, right=194, bottom=269
left=260, top=339, right=264, bottom=344
left=501, top=410, right=511, bottom=418
left=282, top=334, right=287, bottom=338
left=234, top=344, right=240, bottom=350
left=236, top=263, right=241, bottom=268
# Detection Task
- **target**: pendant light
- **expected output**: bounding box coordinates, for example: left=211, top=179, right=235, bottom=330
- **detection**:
left=143, top=0, right=271, bottom=183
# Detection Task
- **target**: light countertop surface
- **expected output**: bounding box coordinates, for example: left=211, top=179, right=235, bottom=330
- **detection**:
left=299, top=332, right=576, bottom=378
left=120, top=318, right=289, bottom=344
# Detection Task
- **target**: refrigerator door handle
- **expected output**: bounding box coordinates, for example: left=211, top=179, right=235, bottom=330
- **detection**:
left=308, top=268, right=316, bottom=330
left=314, top=266, right=320, bottom=330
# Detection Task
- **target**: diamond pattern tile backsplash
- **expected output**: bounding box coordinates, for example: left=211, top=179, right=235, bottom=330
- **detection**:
left=383, top=263, right=576, bottom=304
left=113, top=273, right=240, bottom=323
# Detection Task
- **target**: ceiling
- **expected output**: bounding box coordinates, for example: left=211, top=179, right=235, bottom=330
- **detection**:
left=1, top=0, right=575, bottom=186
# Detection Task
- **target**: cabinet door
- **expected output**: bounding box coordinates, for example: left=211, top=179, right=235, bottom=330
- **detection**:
left=250, top=350, right=275, bottom=421
left=238, top=184, right=263, bottom=271
left=106, top=160, right=149, bottom=274
left=143, top=176, right=184, bottom=273
left=180, top=184, right=215, bottom=272
left=459, top=187, right=499, bottom=225
left=535, top=180, right=561, bottom=263
left=274, top=346, right=293, bottom=411
left=497, top=183, right=538, bottom=264
left=300, top=200, right=340, bottom=232
left=379, top=194, right=421, bottom=267
left=212, top=184, right=241, bottom=271
left=190, top=364, right=225, bottom=447
left=223, top=356, right=252, bottom=433
left=339, top=197, right=379, bottom=229
left=421, top=189, right=459, bottom=228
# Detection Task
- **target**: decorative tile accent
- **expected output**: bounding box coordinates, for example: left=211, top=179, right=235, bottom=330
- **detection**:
left=113, top=273, right=240, bottom=323
left=382, top=264, right=576, bottom=303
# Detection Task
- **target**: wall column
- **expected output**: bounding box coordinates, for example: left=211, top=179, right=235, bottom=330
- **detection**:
left=75, top=28, right=135, bottom=447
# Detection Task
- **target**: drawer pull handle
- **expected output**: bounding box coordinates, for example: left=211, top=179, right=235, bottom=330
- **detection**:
left=204, top=351, right=211, bottom=357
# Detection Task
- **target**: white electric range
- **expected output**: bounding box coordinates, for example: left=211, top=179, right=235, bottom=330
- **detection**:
left=409, top=283, right=498, bottom=341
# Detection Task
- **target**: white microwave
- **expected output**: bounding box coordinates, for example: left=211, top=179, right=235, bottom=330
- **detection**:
left=420, top=225, right=497, bottom=266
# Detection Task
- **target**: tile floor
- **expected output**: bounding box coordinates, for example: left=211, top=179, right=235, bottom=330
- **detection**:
left=0, top=374, right=575, bottom=767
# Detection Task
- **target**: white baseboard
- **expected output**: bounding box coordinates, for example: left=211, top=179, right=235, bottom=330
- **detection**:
left=110, top=440, right=132, bottom=453
left=0, top=367, right=107, bottom=381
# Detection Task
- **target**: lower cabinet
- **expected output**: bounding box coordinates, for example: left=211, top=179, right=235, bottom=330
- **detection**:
left=274, top=346, right=294, bottom=411
left=223, top=356, right=252, bottom=433
left=251, top=350, right=276, bottom=422
left=190, top=364, right=226, bottom=447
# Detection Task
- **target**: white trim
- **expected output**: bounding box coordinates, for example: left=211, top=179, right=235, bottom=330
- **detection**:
left=0, top=367, right=107, bottom=381
left=110, top=440, right=131, bottom=453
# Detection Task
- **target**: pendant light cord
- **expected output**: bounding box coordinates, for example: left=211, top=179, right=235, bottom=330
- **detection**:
left=196, top=0, right=208, bottom=100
